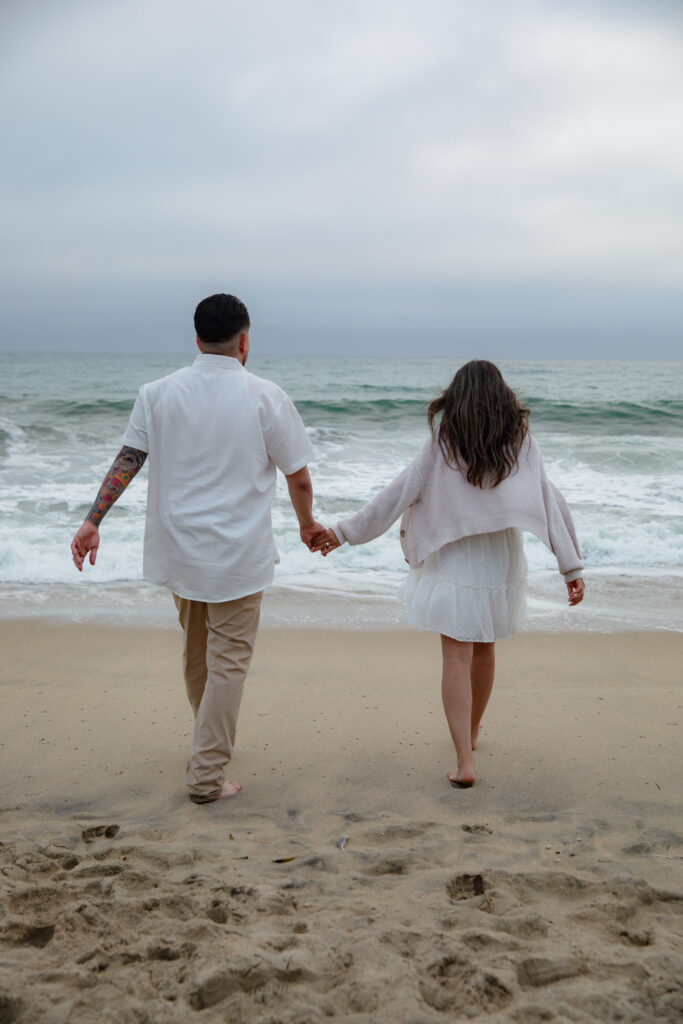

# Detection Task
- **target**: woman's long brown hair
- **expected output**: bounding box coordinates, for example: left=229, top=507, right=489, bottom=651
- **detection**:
left=427, top=360, right=530, bottom=488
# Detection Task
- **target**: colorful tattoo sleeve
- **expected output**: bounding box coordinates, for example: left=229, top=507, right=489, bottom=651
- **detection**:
left=86, top=446, right=148, bottom=526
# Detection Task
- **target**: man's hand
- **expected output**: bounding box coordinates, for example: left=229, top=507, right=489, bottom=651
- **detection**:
left=567, top=578, right=585, bottom=606
left=71, top=521, right=100, bottom=571
left=310, top=528, right=341, bottom=556
left=300, top=521, right=329, bottom=551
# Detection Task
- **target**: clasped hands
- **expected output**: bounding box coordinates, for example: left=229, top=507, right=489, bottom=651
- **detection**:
left=300, top=523, right=341, bottom=556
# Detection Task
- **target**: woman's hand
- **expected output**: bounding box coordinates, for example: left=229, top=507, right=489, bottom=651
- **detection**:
left=567, top=578, right=585, bottom=606
left=310, top=528, right=341, bottom=556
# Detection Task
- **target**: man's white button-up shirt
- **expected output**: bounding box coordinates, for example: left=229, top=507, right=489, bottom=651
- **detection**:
left=121, top=353, right=315, bottom=602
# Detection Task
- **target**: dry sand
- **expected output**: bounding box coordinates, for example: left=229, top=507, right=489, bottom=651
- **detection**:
left=0, top=621, right=682, bottom=1023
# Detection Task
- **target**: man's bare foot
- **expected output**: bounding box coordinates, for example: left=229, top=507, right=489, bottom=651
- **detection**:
left=447, top=769, right=475, bottom=789
left=218, top=780, right=241, bottom=799
left=190, top=780, right=241, bottom=804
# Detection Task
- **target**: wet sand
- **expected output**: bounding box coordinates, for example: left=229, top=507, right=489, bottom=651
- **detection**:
left=1, top=622, right=681, bottom=1022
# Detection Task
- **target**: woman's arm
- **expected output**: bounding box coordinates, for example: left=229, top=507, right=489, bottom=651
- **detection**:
left=330, top=458, right=423, bottom=548
left=541, top=472, right=584, bottom=580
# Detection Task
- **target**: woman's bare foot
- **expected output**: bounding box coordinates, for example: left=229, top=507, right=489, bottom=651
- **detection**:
left=218, top=780, right=241, bottom=799
left=471, top=723, right=481, bottom=750
left=447, top=768, right=475, bottom=788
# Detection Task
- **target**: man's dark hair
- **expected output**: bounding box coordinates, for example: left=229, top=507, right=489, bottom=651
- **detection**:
left=194, top=294, right=250, bottom=346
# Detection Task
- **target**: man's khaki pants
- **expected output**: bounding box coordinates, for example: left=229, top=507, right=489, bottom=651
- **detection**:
left=173, top=590, right=263, bottom=803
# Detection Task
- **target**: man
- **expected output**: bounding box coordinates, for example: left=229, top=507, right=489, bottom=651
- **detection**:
left=71, top=293, right=324, bottom=804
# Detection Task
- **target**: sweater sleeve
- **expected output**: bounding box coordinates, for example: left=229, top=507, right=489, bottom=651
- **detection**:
left=334, top=459, right=423, bottom=547
left=541, top=472, right=584, bottom=580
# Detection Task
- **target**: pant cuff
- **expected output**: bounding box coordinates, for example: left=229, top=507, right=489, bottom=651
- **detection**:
left=188, top=788, right=223, bottom=805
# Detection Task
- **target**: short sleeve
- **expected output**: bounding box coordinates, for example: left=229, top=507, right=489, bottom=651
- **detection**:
left=256, top=382, right=314, bottom=475
left=121, top=388, right=149, bottom=453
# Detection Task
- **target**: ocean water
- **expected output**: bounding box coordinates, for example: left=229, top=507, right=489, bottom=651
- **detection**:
left=1, top=353, right=681, bottom=631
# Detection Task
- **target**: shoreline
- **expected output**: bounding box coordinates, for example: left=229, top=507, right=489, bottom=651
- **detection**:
left=1, top=568, right=682, bottom=632
left=2, top=622, right=682, bottom=1021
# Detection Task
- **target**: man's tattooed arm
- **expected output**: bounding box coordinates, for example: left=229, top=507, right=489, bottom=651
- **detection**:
left=85, top=446, right=148, bottom=526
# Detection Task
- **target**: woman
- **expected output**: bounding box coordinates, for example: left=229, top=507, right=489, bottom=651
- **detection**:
left=315, top=360, right=584, bottom=787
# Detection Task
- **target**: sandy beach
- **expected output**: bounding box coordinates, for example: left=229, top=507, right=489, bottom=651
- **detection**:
left=1, top=621, right=681, bottom=1022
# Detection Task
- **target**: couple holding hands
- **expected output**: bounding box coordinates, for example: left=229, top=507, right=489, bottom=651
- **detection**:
left=71, top=293, right=584, bottom=804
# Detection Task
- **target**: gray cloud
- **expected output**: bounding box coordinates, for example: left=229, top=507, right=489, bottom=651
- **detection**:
left=1, top=0, right=682, bottom=355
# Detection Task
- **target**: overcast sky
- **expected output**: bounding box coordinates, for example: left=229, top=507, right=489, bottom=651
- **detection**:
left=1, top=0, right=682, bottom=356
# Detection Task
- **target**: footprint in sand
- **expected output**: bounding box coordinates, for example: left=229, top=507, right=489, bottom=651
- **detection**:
left=420, top=952, right=512, bottom=1015
left=0, top=921, right=55, bottom=948
left=80, top=824, right=120, bottom=843
left=446, top=872, right=486, bottom=900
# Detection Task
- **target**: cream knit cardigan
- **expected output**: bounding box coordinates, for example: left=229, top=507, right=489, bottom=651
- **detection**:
left=334, top=434, right=583, bottom=582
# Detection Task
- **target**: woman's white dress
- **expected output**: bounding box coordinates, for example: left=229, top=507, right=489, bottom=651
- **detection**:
left=402, top=528, right=527, bottom=642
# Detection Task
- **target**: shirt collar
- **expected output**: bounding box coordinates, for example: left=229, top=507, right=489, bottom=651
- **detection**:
left=192, top=353, right=246, bottom=373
